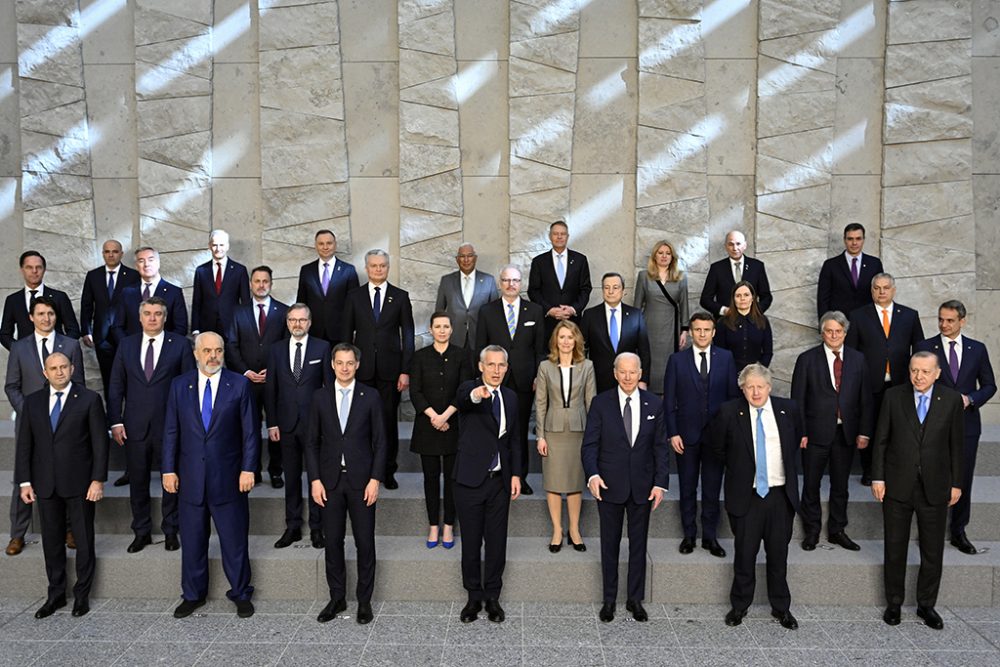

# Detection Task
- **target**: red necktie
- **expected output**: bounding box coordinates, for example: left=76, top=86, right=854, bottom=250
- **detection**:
left=258, top=304, right=267, bottom=337
left=833, top=349, right=843, bottom=419
left=215, top=262, right=222, bottom=295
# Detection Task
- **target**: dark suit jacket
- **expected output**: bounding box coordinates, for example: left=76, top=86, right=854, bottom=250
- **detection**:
left=264, top=336, right=332, bottom=434
left=107, top=332, right=195, bottom=442
left=111, top=280, right=189, bottom=345
left=435, top=270, right=499, bottom=348
left=580, top=303, right=651, bottom=393
left=581, top=388, right=669, bottom=505
left=872, top=384, right=964, bottom=506
left=342, top=283, right=415, bottom=383
left=699, top=256, right=772, bottom=316
left=710, top=397, right=801, bottom=516
left=790, top=344, right=873, bottom=446
left=80, top=264, right=141, bottom=348
left=1, top=287, right=80, bottom=350
left=453, top=379, right=523, bottom=488
left=225, top=300, right=289, bottom=374
left=296, top=258, right=360, bottom=343
left=15, top=383, right=108, bottom=499
left=305, top=382, right=387, bottom=490
left=475, top=298, right=546, bottom=393
left=528, top=248, right=592, bottom=335
left=845, top=302, right=924, bottom=393
left=663, top=346, right=740, bottom=445
left=816, top=253, right=883, bottom=320
left=161, top=369, right=260, bottom=506
left=914, top=335, right=996, bottom=438
left=191, top=258, right=251, bottom=336
left=4, top=333, right=85, bottom=413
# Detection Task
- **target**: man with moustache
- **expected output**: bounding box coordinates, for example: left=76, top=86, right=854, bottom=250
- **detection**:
left=296, top=229, right=360, bottom=344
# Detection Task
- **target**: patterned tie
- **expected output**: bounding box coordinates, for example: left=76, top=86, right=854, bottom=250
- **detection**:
left=40, top=337, right=50, bottom=363
left=490, top=390, right=501, bottom=469
left=949, top=340, right=960, bottom=383
left=881, top=309, right=891, bottom=376
left=50, top=391, right=63, bottom=432
left=143, top=283, right=151, bottom=300
left=214, top=262, right=222, bottom=295
left=293, top=342, right=302, bottom=382
left=144, top=338, right=155, bottom=381
left=257, top=304, right=267, bottom=337
left=609, top=308, right=619, bottom=352
left=833, top=349, right=843, bottom=419
left=623, top=395, right=633, bottom=446
left=107, top=270, right=115, bottom=299
left=699, top=351, right=708, bottom=381
left=506, top=303, right=516, bottom=339
left=321, top=262, right=330, bottom=295
left=917, top=394, right=928, bottom=424
left=372, top=286, right=381, bottom=323
left=556, top=253, right=566, bottom=288
left=339, top=388, right=350, bottom=433
left=201, top=379, right=212, bottom=431
left=850, top=257, right=859, bottom=288
left=755, top=408, right=768, bottom=498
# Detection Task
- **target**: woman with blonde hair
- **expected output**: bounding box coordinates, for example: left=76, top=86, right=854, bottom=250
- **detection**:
left=633, top=240, right=689, bottom=393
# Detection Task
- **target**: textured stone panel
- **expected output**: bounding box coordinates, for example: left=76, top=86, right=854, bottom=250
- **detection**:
left=883, top=139, right=972, bottom=187
left=140, top=132, right=211, bottom=175
left=510, top=0, right=581, bottom=41
left=707, top=174, right=756, bottom=243
left=884, top=77, right=972, bottom=144
left=636, top=167, right=705, bottom=207
left=510, top=187, right=571, bottom=221
left=832, top=57, right=883, bottom=176
left=136, top=36, right=213, bottom=78
left=972, top=56, right=1000, bottom=173
left=572, top=58, right=637, bottom=174
left=887, top=0, right=972, bottom=45
left=756, top=155, right=831, bottom=195
left=636, top=198, right=709, bottom=234
left=509, top=155, right=571, bottom=195
left=756, top=213, right=828, bottom=252
left=136, top=97, right=211, bottom=141
left=15, top=0, right=79, bottom=26
left=260, top=48, right=344, bottom=119
left=400, top=76, right=457, bottom=109
left=399, top=209, right=463, bottom=246
left=343, top=62, right=399, bottom=177
left=22, top=228, right=100, bottom=277
left=136, top=63, right=211, bottom=101
left=17, top=24, right=85, bottom=86
left=882, top=215, right=974, bottom=252
left=757, top=185, right=831, bottom=228
left=20, top=101, right=89, bottom=140
left=398, top=143, right=460, bottom=182
left=137, top=159, right=210, bottom=197
left=398, top=0, right=451, bottom=23
left=263, top=183, right=351, bottom=229
left=22, top=199, right=93, bottom=238
left=21, top=131, right=91, bottom=176
left=399, top=102, right=459, bottom=146
left=974, top=174, right=1000, bottom=288
left=0, top=68, right=20, bottom=179
left=134, top=5, right=209, bottom=46
left=634, top=225, right=709, bottom=274
left=400, top=231, right=464, bottom=267
left=140, top=215, right=206, bottom=251
left=637, top=74, right=703, bottom=132
left=759, top=0, right=840, bottom=40
left=456, top=60, right=508, bottom=177
left=885, top=40, right=970, bottom=89
left=143, top=0, right=213, bottom=25
left=84, top=64, right=138, bottom=179
left=882, top=181, right=973, bottom=228
left=705, top=59, right=756, bottom=176
left=759, top=30, right=838, bottom=75
left=638, top=0, right=702, bottom=19
left=759, top=248, right=826, bottom=291
left=399, top=170, right=463, bottom=215
left=22, top=172, right=92, bottom=210
left=139, top=187, right=211, bottom=226
left=757, top=90, right=836, bottom=138
left=638, top=126, right=706, bottom=173
left=509, top=57, right=577, bottom=96
left=260, top=110, right=344, bottom=149
left=260, top=143, right=349, bottom=189
left=399, top=10, right=456, bottom=56
left=509, top=212, right=555, bottom=254
left=510, top=117, right=574, bottom=169
left=638, top=18, right=704, bottom=81
left=259, top=2, right=340, bottom=51
left=262, top=218, right=352, bottom=255
left=399, top=49, right=455, bottom=89
left=510, top=31, right=579, bottom=71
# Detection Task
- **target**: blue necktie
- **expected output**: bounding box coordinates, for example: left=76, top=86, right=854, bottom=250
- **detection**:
left=50, top=391, right=63, bottom=431
left=556, top=253, right=566, bottom=288
left=339, top=388, right=350, bottom=433
left=490, top=390, right=501, bottom=469
left=321, top=262, right=330, bottom=295
left=609, top=308, right=619, bottom=352
left=373, top=286, right=381, bottom=322
left=755, top=408, right=768, bottom=498
left=506, top=303, right=516, bottom=339
left=107, top=270, right=115, bottom=299
left=201, top=379, right=212, bottom=431
left=917, top=394, right=928, bottom=424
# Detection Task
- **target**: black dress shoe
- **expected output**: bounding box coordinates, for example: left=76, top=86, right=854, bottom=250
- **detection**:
left=724, top=607, right=747, bottom=626
left=311, top=529, right=325, bottom=549
left=702, top=539, right=726, bottom=558
left=548, top=538, right=562, bottom=553
left=568, top=535, right=586, bottom=552
left=34, top=596, right=66, bottom=619
left=801, top=534, right=818, bottom=551
left=485, top=599, right=505, bottom=623
left=678, top=537, right=696, bottom=554
left=460, top=600, right=482, bottom=623
left=356, top=601, right=374, bottom=625
left=164, top=534, right=180, bottom=551
left=113, top=473, right=130, bottom=487
left=599, top=602, right=615, bottom=623
left=883, top=605, right=901, bottom=626
left=72, top=599, right=90, bottom=617
left=625, top=600, right=648, bottom=622
left=520, top=481, right=534, bottom=495
left=771, top=609, right=798, bottom=629
left=317, top=598, right=347, bottom=623
left=860, top=475, right=872, bottom=487
left=917, top=606, right=944, bottom=630
left=383, top=476, right=399, bottom=490
left=127, top=534, right=152, bottom=553
left=828, top=531, right=861, bottom=551
left=173, top=598, right=206, bottom=618
left=271, top=474, right=284, bottom=489
left=235, top=599, right=254, bottom=618
left=274, top=528, right=302, bottom=549
left=951, top=533, right=978, bottom=555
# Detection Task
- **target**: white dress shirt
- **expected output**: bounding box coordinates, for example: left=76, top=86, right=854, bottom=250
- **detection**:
left=140, top=330, right=166, bottom=370
left=317, top=257, right=337, bottom=285
left=23, top=283, right=45, bottom=314
left=692, top=344, right=712, bottom=375
left=844, top=250, right=862, bottom=271
left=551, top=249, right=568, bottom=287
left=289, top=334, right=310, bottom=371
left=140, top=277, right=162, bottom=298
left=33, top=331, right=53, bottom=368
left=197, top=371, right=220, bottom=411
left=942, top=333, right=964, bottom=369
left=501, top=297, right=521, bottom=331
left=617, top=386, right=640, bottom=447
left=368, top=281, right=387, bottom=310
left=749, top=399, right=785, bottom=488
left=336, top=379, right=356, bottom=466
left=213, top=256, right=229, bottom=281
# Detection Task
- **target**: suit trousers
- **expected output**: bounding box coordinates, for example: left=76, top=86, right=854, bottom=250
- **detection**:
left=8, top=484, right=32, bottom=540
left=38, top=495, right=96, bottom=602
left=95, top=344, right=116, bottom=406
left=859, top=388, right=887, bottom=478
left=513, top=389, right=533, bottom=478
left=729, top=487, right=794, bottom=613
left=178, top=496, right=253, bottom=602
left=597, top=496, right=651, bottom=603
left=799, top=426, right=854, bottom=538
left=281, top=428, right=322, bottom=531
left=249, top=382, right=282, bottom=477
left=675, top=440, right=723, bottom=540
left=125, top=436, right=178, bottom=537
left=950, top=433, right=981, bottom=537
left=883, top=481, right=948, bottom=608
left=321, top=476, right=377, bottom=602
left=454, top=474, right=510, bottom=601
left=373, top=378, right=401, bottom=478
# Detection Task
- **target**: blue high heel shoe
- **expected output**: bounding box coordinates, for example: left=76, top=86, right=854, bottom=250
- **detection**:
left=442, top=526, right=455, bottom=549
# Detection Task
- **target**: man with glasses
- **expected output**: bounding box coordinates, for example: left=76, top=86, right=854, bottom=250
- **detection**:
left=579, top=272, right=651, bottom=393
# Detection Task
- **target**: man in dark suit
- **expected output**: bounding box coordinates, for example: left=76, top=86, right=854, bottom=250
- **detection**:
left=872, top=351, right=964, bottom=629
left=663, top=312, right=739, bottom=558
left=341, top=249, right=414, bottom=489
left=582, top=352, right=668, bottom=623
left=265, top=303, right=332, bottom=550
left=162, top=332, right=259, bottom=619
left=816, top=223, right=884, bottom=321
left=846, top=272, right=924, bottom=484
left=226, top=266, right=289, bottom=488
left=80, top=240, right=141, bottom=399
left=1, top=250, right=80, bottom=350
left=712, top=363, right=802, bottom=630
left=791, top=311, right=873, bottom=551
left=435, top=243, right=498, bottom=354
left=4, top=297, right=85, bottom=556
left=914, top=300, right=996, bottom=555
left=699, top=230, right=772, bottom=316
left=527, top=220, right=592, bottom=342
left=580, top=272, right=651, bottom=393
left=453, top=345, right=523, bottom=623
left=16, top=352, right=107, bottom=618
left=296, top=229, right=360, bottom=344
left=111, top=246, right=188, bottom=345
left=476, top=265, right=545, bottom=495
left=107, top=297, right=194, bottom=553
left=305, top=343, right=385, bottom=625
left=191, top=229, right=251, bottom=338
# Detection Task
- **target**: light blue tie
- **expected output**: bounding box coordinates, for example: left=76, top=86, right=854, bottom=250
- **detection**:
left=50, top=391, right=63, bottom=431
left=201, top=379, right=212, bottom=431
left=755, top=408, right=768, bottom=498
left=917, top=394, right=928, bottom=424
left=609, top=308, right=619, bottom=352
left=506, top=303, right=516, bottom=339
left=556, top=253, right=566, bottom=288
left=339, top=388, right=350, bottom=432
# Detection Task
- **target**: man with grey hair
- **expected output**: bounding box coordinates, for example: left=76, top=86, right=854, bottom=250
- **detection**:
left=111, top=246, right=188, bottom=345
left=699, top=230, right=772, bottom=317
left=791, top=311, right=872, bottom=552
left=191, top=229, right=250, bottom=339
left=435, top=243, right=498, bottom=355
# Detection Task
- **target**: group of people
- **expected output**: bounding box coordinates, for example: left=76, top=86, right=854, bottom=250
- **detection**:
left=3, top=220, right=995, bottom=633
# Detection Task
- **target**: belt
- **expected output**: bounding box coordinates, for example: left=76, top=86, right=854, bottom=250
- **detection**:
left=486, top=470, right=502, bottom=479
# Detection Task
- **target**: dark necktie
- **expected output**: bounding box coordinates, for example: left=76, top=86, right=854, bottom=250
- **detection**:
left=293, top=342, right=302, bottom=382
left=373, top=286, right=382, bottom=323
left=50, top=391, right=63, bottom=432
left=850, top=257, right=859, bottom=288
left=215, top=262, right=223, bottom=295
left=490, top=390, right=501, bottom=469
left=257, top=304, right=267, bottom=337
left=107, top=270, right=115, bottom=298
left=201, top=379, right=212, bottom=431
left=949, top=340, right=960, bottom=383
left=699, top=351, right=708, bottom=381
left=40, top=337, right=50, bottom=363
left=144, top=338, right=155, bottom=381
left=833, top=349, right=843, bottom=419
left=143, top=283, right=151, bottom=300
left=29, top=289, right=37, bottom=307
left=623, top=396, right=633, bottom=446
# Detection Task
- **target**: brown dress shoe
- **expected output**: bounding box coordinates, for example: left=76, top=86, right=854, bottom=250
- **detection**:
left=65, top=531, right=76, bottom=550
left=5, top=537, right=24, bottom=556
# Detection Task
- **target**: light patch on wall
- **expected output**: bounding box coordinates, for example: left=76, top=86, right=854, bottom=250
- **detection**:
left=0, top=66, right=13, bottom=104
left=0, top=179, right=17, bottom=222
left=702, top=0, right=748, bottom=36
left=17, top=0, right=122, bottom=78
left=567, top=180, right=621, bottom=235
left=21, top=122, right=101, bottom=198
left=580, top=65, right=626, bottom=112
left=456, top=58, right=496, bottom=105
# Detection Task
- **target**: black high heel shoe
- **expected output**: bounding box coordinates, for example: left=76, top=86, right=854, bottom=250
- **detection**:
left=548, top=537, right=562, bottom=553
left=568, top=533, right=586, bottom=552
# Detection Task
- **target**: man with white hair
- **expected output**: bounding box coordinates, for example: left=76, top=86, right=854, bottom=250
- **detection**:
left=191, top=229, right=250, bottom=338
left=699, top=230, right=772, bottom=317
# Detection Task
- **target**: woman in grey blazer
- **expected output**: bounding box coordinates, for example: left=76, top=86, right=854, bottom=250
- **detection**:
left=534, top=321, right=596, bottom=552
left=633, top=239, right=689, bottom=393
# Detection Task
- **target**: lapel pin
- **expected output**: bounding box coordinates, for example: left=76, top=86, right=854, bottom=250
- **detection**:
left=739, top=411, right=745, bottom=416
left=188, top=384, right=193, bottom=389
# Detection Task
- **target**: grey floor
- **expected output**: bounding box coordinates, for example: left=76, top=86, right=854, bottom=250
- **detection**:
left=1, top=598, right=999, bottom=666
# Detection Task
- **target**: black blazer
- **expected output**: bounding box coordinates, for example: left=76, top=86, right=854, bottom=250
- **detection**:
left=296, top=258, right=360, bottom=343
left=453, top=379, right=523, bottom=488
left=111, top=280, right=189, bottom=345
left=79, top=264, right=141, bottom=348
left=816, top=253, right=883, bottom=320
left=264, top=336, right=332, bottom=434
left=191, top=259, right=251, bottom=336
left=790, top=344, right=873, bottom=447
left=342, top=283, right=415, bottom=383
left=710, top=397, right=801, bottom=516
left=475, top=299, right=546, bottom=393
left=579, top=303, right=651, bottom=393
left=914, top=335, right=997, bottom=438
left=409, top=343, right=473, bottom=455
left=527, top=248, right=592, bottom=336
left=872, top=384, right=964, bottom=506
left=699, top=256, right=772, bottom=316
left=1, top=287, right=80, bottom=350
left=845, top=302, right=924, bottom=393
left=15, top=383, right=108, bottom=499
left=714, top=314, right=773, bottom=371
left=225, top=300, right=289, bottom=374
left=305, top=382, right=387, bottom=490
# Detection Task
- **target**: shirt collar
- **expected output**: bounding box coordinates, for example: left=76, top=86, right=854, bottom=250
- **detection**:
left=823, top=344, right=843, bottom=356
left=49, top=384, right=71, bottom=398
left=844, top=250, right=862, bottom=260
left=693, top=343, right=711, bottom=355
left=914, top=386, right=934, bottom=400
left=292, top=333, right=309, bottom=347
left=34, top=331, right=53, bottom=343
left=876, top=301, right=894, bottom=313
left=25, top=283, right=44, bottom=294
left=336, top=379, right=356, bottom=393
left=617, top=386, right=638, bottom=402
left=942, top=332, right=962, bottom=346
left=252, top=295, right=271, bottom=308
left=143, top=329, right=165, bottom=343
left=750, top=398, right=772, bottom=414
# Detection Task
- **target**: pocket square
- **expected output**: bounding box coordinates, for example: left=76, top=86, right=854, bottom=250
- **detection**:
left=524, top=321, right=535, bottom=326
left=308, top=359, right=321, bottom=365
left=646, top=415, right=655, bottom=420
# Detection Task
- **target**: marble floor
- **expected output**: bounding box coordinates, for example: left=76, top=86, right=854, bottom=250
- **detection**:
left=1, top=597, right=999, bottom=666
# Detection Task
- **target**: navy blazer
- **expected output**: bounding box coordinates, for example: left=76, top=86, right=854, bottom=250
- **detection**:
left=107, top=332, right=195, bottom=442
left=715, top=314, right=773, bottom=371
left=342, top=283, right=415, bottom=383
left=4, top=333, right=85, bottom=413
left=111, top=280, right=189, bottom=346
left=527, top=248, right=593, bottom=326
left=453, top=379, right=523, bottom=488
left=699, top=256, right=772, bottom=316
left=914, top=335, right=997, bottom=438
left=790, top=344, right=873, bottom=446
left=579, top=303, right=651, bottom=393
left=191, top=258, right=251, bottom=336
left=845, top=302, right=924, bottom=393
left=161, top=369, right=260, bottom=506
left=581, top=388, right=669, bottom=505
left=1, top=287, right=80, bottom=350
left=475, top=298, right=546, bottom=393
left=305, top=382, right=387, bottom=490
left=663, top=345, right=740, bottom=445
left=264, top=336, right=332, bottom=434
left=816, top=253, right=883, bottom=320
left=80, top=264, right=141, bottom=347
left=296, top=258, right=360, bottom=343
left=225, top=300, right=289, bottom=374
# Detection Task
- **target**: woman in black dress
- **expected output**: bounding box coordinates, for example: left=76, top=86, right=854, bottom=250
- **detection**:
left=409, top=311, right=472, bottom=549
left=715, top=280, right=773, bottom=371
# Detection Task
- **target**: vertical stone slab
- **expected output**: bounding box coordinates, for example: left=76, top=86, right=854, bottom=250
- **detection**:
left=0, top=0, right=23, bottom=302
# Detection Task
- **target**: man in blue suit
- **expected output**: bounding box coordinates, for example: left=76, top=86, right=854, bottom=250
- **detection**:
left=111, top=247, right=188, bottom=345
left=579, top=272, right=651, bottom=393
left=663, top=312, right=739, bottom=558
left=108, top=297, right=194, bottom=553
left=191, top=230, right=251, bottom=338
left=162, top=332, right=259, bottom=619
left=296, top=229, right=360, bottom=344
left=582, top=352, right=669, bottom=623
left=914, top=300, right=997, bottom=555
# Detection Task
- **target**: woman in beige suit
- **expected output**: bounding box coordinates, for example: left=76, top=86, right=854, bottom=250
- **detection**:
left=535, top=320, right=596, bottom=553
